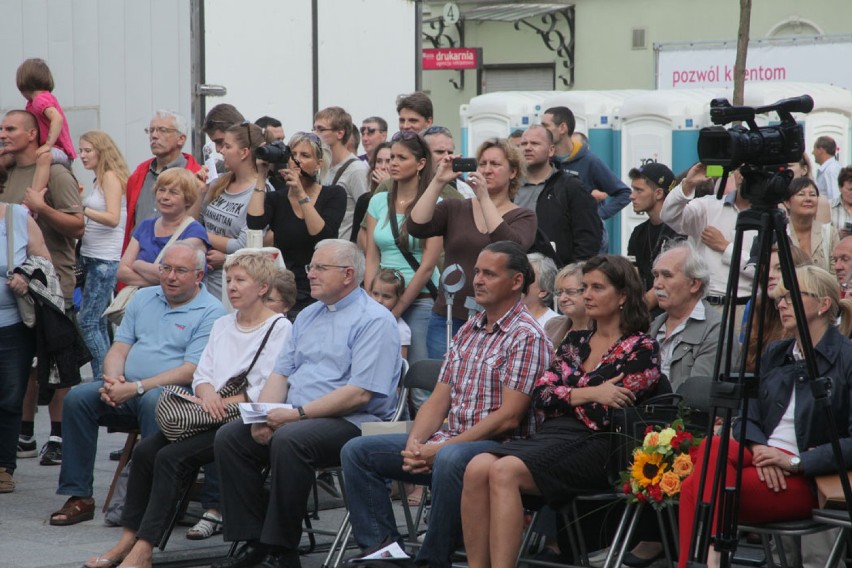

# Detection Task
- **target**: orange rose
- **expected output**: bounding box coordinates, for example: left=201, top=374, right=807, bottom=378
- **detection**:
left=673, top=453, right=694, bottom=477
left=644, top=432, right=660, bottom=447
left=660, top=471, right=681, bottom=496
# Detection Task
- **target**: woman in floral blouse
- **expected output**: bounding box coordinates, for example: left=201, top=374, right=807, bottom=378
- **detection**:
left=460, top=255, right=661, bottom=568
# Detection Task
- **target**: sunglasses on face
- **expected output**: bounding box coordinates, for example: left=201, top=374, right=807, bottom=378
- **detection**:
left=360, top=126, right=385, bottom=135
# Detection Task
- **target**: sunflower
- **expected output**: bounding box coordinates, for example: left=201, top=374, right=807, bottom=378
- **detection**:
left=631, top=451, right=668, bottom=488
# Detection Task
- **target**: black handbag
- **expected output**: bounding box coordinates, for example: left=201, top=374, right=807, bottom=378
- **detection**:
left=606, top=393, right=684, bottom=485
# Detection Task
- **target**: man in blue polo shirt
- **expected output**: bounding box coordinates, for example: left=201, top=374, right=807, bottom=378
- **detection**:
left=50, top=241, right=225, bottom=526
left=212, top=239, right=402, bottom=568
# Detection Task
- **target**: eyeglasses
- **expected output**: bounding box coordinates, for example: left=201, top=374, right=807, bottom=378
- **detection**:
left=392, top=131, right=420, bottom=142
left=360, top=126, right=385, bottom=135
left=774, top=290, right=822, bottom=307
left=159, top=264, right=197, bottom=276
left=423, top=126, right=452, bottom=137
left=305, top=263, right=350, bottom=273
left=555, top=287, right=585, bottom=297
left=145, top=126, right=180, bottom=136
left=293, top=131, right=323, bottom=145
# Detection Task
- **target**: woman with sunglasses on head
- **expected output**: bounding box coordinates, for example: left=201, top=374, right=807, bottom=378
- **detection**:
left=784, top=177, right=839, bottom=274
left=195, top=122, right=267, bottom=302
left=678, top=264, right=852, bottom=568
left=247, top=132, right=346, bottom=317
left=409, top=137, right=537, bottom=358
left=117, top=168, right=209, bottom=288
left=365, top=132, right=442, bottom=369
left=461, top=255, right=661, bottom=568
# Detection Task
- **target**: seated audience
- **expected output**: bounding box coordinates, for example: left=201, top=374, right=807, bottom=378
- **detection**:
left=51, top=241, right=225, bottom=525
left=544, top=262, right=589, bottom=345
left=784, top=177, right=838, bottom=274
left=81, top=252, right=292, bottom=568
left=211, top=239, right=401, bottom=568
left=678, top=265, right=852, bottom=568
left=523, top=253, right=559, bottom=327
left=341, top=242, right=551, bottom=568
left=461, top=254, right=660, bottom=568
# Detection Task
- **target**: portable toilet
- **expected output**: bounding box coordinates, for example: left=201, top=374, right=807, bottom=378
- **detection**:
left=742, top=82, right=852, bottom=167
left=459, top=92, right=551, bottom=157
left=618, top=88, right=729, bottom=255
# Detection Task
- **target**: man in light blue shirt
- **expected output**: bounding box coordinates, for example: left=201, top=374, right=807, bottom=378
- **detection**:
left=52, top=241, right=225, bottom=525
left=213, top=239, right=401, bottom=568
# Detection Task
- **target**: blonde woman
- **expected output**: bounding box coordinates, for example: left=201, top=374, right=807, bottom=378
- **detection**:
left=78, top=130, right=130, bottom=382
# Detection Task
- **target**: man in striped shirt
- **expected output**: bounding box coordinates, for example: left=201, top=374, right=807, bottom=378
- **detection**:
left=342, top=241, right=552, bottom=568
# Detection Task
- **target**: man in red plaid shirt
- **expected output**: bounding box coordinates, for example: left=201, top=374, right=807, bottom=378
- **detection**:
left=342, top=241, right=552, bottom=568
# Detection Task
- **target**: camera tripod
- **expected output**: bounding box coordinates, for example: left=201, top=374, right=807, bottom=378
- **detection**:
left=686, top=170, right=852, bottom=568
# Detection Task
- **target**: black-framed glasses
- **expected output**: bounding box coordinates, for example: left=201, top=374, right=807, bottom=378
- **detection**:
left=360, top=126, right=386, bottom=135
left=159, top=264, right=197, bottom=276
left=555, top=287, right=585, bottom=297
left=423, top=126, right=452, bottom=137
left=392, top=131, right=419, bottom=142
left=145, top=126, right=180, bottom=136
left=775, top=290, right=821, bottom=307
left=305, top=263, right=350, bottom=274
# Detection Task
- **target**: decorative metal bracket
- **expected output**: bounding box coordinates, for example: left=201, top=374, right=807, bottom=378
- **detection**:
left=514, top=6, right=575, bottom=88
left=422, top=18, right=466, bottom=90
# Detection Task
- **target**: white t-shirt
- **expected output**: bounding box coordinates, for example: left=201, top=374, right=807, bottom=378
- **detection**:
left=537, top=308, right=559, bottom=328
left=397, top=317, right=412, bottom=347
left=192, top=313, right=293, bottom=402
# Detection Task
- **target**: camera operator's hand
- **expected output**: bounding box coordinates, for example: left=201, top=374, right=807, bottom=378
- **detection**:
left=284, top=165, right=307, bottom=199
left=434, top=154, right=462, bottom=185
left=256, top=159, right=270, bottom=178
left=682, top=163, right=709, bottom=198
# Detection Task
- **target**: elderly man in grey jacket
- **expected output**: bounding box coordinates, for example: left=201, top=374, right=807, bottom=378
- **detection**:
left=649, top=241, right=721, bottom=391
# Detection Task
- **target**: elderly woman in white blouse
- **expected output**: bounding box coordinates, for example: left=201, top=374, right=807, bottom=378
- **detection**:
left=82, top=251, right=293, bottom=568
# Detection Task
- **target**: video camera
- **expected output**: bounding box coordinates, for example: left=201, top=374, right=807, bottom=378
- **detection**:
left=697, top=94, right=814, bottom=206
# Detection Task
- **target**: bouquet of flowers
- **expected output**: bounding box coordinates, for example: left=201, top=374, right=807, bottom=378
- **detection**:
left=619, top=419, right=703, bottom=510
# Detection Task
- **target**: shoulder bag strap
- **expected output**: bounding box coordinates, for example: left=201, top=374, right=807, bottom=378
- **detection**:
left=245, top=316, right=283, bottom=375
left=153, top=215, right=195, bottom=264
left=331, top=158, right=358, bottom=187
left=5, top=205, right=15, bottom=273
left=386, top=193, right=438, bottom=300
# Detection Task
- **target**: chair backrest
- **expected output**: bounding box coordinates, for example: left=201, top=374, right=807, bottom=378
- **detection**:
left=391, top=359, right=411, bottom=422
left=403, top=359, right=443, bottom=392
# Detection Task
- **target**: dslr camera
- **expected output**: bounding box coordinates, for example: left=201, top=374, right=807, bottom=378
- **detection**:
left=255, top=141, right=292, bottom=171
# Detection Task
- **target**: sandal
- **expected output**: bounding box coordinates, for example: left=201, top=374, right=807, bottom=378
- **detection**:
left=186, top=511, right=223, bottom=540
left=82, top=555, right=122, bottom=568
left=50, top=496, right=95, bottom=526
left=406, top=484, right=425, bottom=506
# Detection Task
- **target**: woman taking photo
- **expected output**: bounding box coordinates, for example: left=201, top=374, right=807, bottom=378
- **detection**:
left=784, top=177, right=838, bottom=274
left=117, top=168, right=208, bottom=287
left=247, top=132, right=346, bottom=316
left=0, top=201, right=50, bottom=492
left=409, top=138, right=537, bottom=358
left=365, top=132, right=441, bottom=365
left=78, top=130, right=129, bottom=382
left=678, top=265, right=852, bottom=568
left=460, top=255, right=661, bottom=568
left=198, top=122, right=264, bottom=301
left=545, top=262, right=590, bottom=346
left=81, top=252, right=292, bottom=568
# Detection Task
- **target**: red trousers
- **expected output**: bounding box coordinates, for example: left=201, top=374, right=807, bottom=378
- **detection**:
left=678, top=437, right=816, bottom=568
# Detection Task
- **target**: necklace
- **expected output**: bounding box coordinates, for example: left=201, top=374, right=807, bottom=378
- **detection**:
left=235, top=317, right=267, bottom=334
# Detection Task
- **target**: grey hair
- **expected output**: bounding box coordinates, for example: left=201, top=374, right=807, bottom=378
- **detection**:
left=656, top=240, right=710, bottom=297
left=527, top=253, right=557, bottom=306
left=162, top=239, right=206, bottom=271
left=152, top=109, right=189, bottom=137
left=315, top=239, right=366, bottom=284
left=555, top=262, right=584, bottom=285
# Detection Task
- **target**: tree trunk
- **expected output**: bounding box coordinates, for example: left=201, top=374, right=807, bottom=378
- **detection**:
left=732, top=0, right=752, bottom=106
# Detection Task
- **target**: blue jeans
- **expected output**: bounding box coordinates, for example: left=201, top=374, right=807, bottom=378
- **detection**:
left=402, top=299, right=434, bottom=410
left=78, top=256, right=119, bottom=382
left=57, top=381, right=163, bottom=497
left=341, top=433, right=500, bottom=568
left=0, top=323, right=36, bottom=472
left=426, top=311, right=465, bottom=360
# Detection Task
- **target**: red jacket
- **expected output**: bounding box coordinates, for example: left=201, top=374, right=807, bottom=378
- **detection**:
left=123, top=152, right=202, bottom=252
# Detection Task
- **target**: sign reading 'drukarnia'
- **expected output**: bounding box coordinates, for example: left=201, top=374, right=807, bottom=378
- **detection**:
left=423, top=48, right=481, bottom=70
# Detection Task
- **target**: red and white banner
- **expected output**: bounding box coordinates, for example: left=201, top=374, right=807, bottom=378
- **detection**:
left=423, top=48, right=480, bottom=70
left=657, top=41, right=852, bottom=92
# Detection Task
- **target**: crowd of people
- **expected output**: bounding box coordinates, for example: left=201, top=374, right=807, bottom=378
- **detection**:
left=1, top=56, right=852, bottom=568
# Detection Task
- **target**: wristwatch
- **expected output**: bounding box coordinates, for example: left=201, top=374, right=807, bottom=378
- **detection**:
left=298, top=196, right=311, bottom=205
left=136, top=381, right=145, bottom=397
left=789, top=456, right=802, bottom=473
left=297, top=406, right=308, bottom=420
